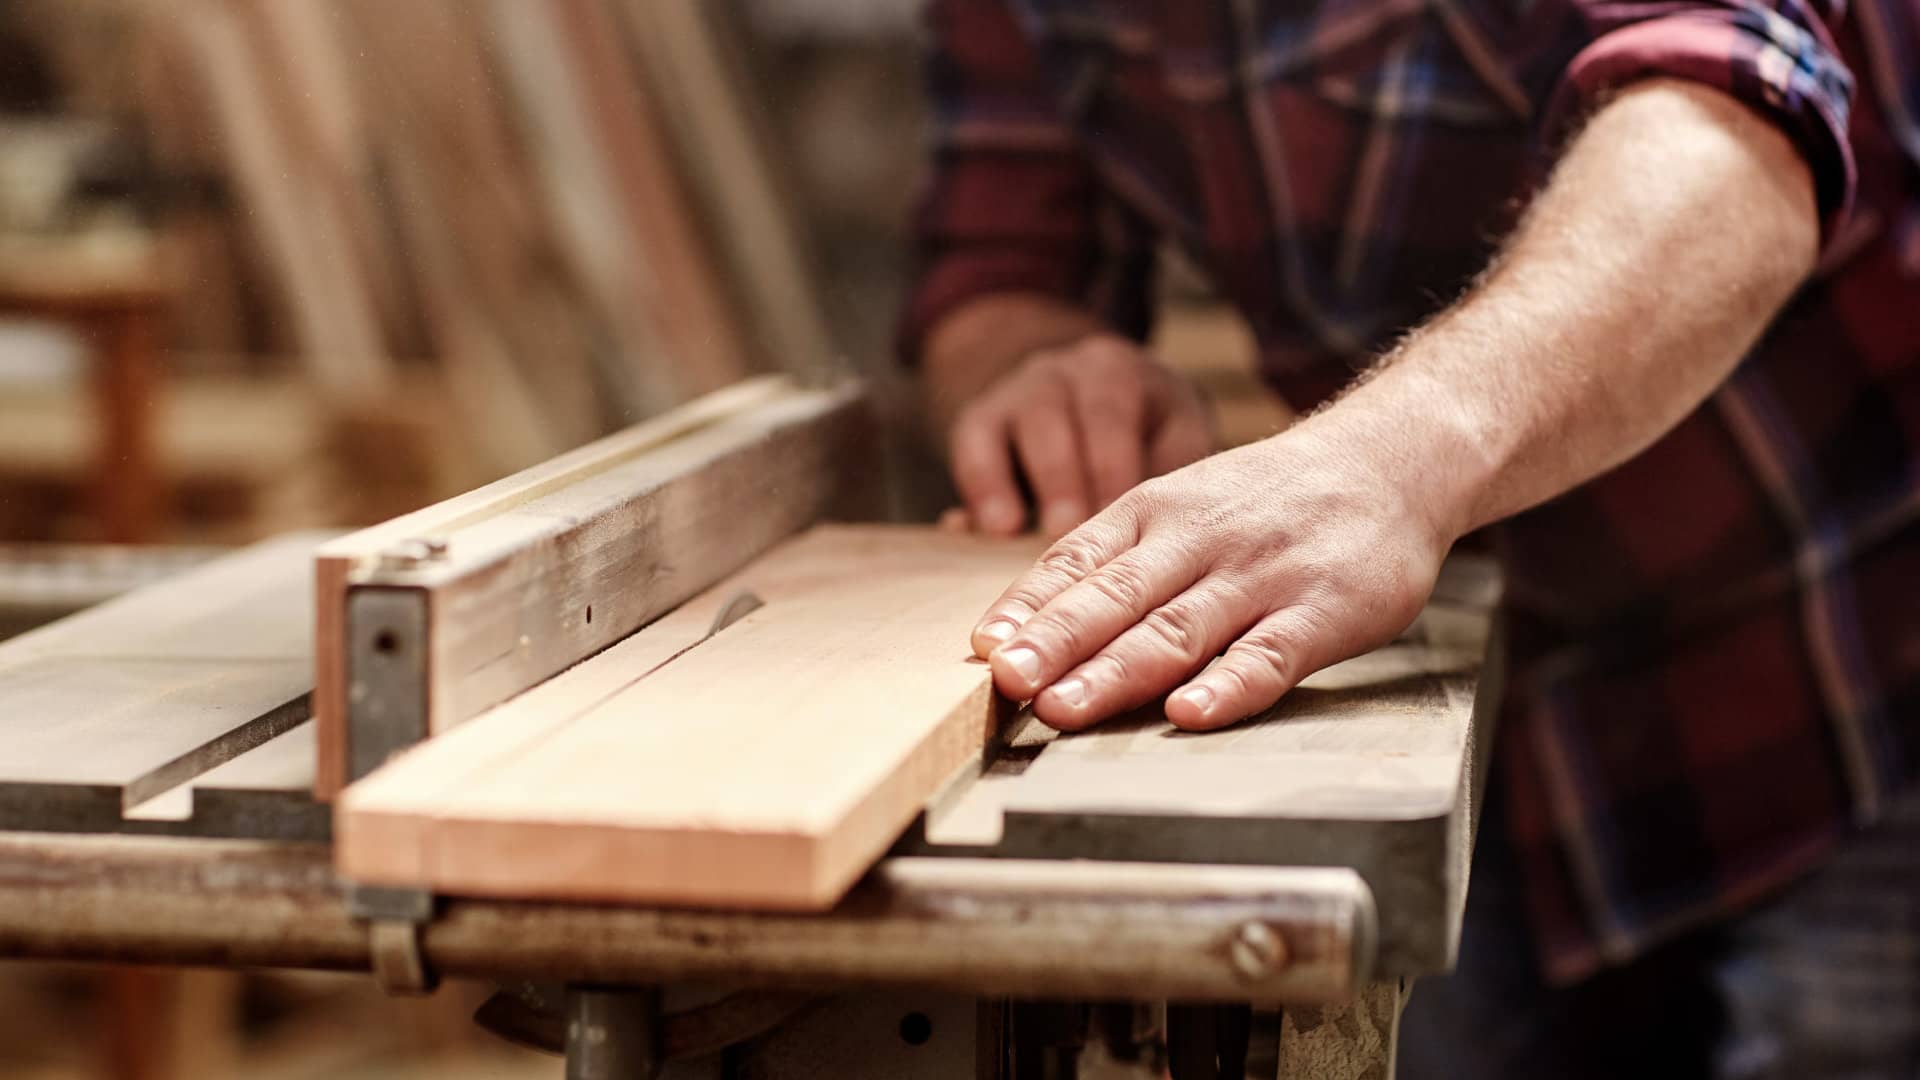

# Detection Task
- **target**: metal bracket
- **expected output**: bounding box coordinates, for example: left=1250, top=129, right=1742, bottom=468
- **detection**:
left=349, top=884, right=438, bottom=995
left=369, top=919, right=435, bottom=996
left=340, top=587, right=768, bottom=1002
left=345, top=586, right=431, bottom=783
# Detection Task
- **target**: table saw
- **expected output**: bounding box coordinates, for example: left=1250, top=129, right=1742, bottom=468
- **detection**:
left=0, top=376, right=1502, bottom=1079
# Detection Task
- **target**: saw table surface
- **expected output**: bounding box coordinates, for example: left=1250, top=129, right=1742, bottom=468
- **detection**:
left=0, top=380, right=1503, bottom=1079
left=335, top=522, right=1496, bottom=977
left=0, top=533, right=328, bottom=838
left=0, top=526, right=1499, bottom=999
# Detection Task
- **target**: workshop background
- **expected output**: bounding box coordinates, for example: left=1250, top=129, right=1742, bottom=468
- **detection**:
left=0, top=0, right=1288, bottom=1077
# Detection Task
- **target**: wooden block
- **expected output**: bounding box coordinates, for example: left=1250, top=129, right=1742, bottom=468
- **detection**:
left=312, top=376, right=873, bottom=797
left=337, top=524, right=1044, bottom=909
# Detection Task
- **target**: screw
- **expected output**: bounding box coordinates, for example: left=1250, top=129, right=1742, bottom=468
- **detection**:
left=1228, top=921, right=1287, bottom=980
left=379, top=537, right=450, bottom=570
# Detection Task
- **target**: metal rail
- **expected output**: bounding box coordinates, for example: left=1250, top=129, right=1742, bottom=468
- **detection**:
left=0, top=832, right=1371, bottom=1005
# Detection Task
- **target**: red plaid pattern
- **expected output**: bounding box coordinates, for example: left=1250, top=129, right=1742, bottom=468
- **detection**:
left=903, top=0, right=1920, bottom=982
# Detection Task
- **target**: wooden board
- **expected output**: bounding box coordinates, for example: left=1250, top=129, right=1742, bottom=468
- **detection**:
left=0, top=533, right=329, bottom=835
left=337, top=524, right=1045, bottom=909
left=311, top=376, right=874, bottom=797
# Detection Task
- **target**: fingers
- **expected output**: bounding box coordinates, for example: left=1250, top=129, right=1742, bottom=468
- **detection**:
left=1065, top=369, right=1147, bottom=510
left=985, top=540, right=1199, bottom=700
left=1010, top=377, right=1093, bottom=536
left=936, top=507, right=972, bottom=533
left=945, top=337, right=1206, bottom=541
left=949, top=408, right=1026, bottom=536
left=1030, top=582, right=1256, bottom=730
left=1166, top=609, right=1332, bottom=731
left=1147, top=381, right=1217, bottom=475
left=970, top=509, right=1140, bottom=657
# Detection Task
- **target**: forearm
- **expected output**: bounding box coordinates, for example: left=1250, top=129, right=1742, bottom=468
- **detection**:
left=922, top=293, right=1108, bottom=435
left=1313, top=79, right=1820, bottom=543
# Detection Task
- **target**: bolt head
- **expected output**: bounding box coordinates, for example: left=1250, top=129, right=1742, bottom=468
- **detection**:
left=379, top=537, right=450, bottom=570
left=1228, top=920, right=1287, bottom=980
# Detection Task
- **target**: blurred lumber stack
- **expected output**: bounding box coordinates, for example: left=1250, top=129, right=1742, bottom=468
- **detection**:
left=0, top=370, right=455, bottom=543
left=11, top=0, right=836, bottom=479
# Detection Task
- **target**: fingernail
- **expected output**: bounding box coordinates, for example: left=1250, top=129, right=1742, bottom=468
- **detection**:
left=1173, top=685, right=1213, bottom=717
left=976, top=619, right=1017, bottom=647
left=1047, top=675, right=1086, bottom=709
left=999, top=646, right=1041, bottom=684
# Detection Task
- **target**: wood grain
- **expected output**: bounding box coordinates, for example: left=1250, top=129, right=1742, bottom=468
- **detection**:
left=312, top=377, right=872, bottom=797
left=914, top=565, right=1501, bottom=975
left=337, top=525, right=1044, bottom=909
left=0, top=533, right=325, bottom=805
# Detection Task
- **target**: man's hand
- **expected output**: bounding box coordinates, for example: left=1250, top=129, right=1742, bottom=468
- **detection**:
left=965, top=79, right=1818, bottom=733
left=969, top=419, right=1450, bottom=730
left=944, top=335, right=1212, bottom=538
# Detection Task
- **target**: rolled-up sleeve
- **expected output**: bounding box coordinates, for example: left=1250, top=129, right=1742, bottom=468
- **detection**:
left=1547, top=2, right=1858, bottom=248
left=898, top=0, right=1156, bottom=364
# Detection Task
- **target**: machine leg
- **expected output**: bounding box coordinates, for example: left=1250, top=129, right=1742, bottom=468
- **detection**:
left=566, top=985, right=662, bottom=1080
left=1276, top=979, right=1409, bottom=1080
left=1167, top=1004, right=1253, bottom=1080
left=1005, top=1000, right=1087, bottom=1080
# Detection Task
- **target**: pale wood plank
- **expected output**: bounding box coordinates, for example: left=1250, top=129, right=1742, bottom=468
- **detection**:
left=337, top=524, right=1044, bottom=909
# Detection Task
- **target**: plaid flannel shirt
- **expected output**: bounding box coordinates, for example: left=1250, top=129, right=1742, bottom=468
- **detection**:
left=902, top=0, right=1920, bottom=982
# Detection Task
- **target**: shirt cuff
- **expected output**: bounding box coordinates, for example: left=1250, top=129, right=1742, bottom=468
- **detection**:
left=1546, top=8, right=1858, bottom=252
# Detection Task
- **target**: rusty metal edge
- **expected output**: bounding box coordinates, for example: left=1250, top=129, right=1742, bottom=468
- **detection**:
left=0, top=833, right=1369, bottom=1005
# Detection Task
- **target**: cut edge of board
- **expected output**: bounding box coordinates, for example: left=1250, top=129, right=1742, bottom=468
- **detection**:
left=336, top=635, right=1006, bottom=911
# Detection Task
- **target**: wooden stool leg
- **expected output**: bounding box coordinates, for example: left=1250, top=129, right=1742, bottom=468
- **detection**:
left=1277, top=980, right=1410, bottom=1080
left=91, top=305, right=162, bottom=543
left=99, top=968, right=240, bottom=1080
